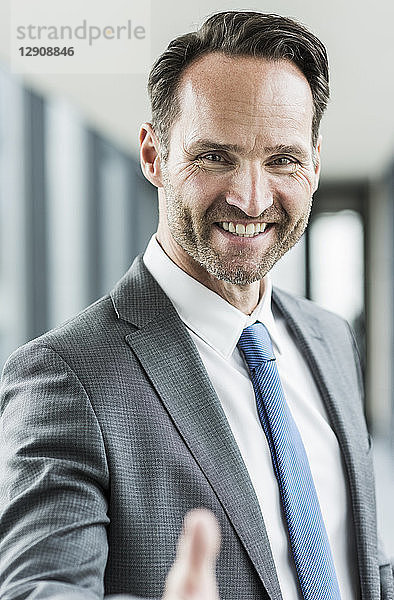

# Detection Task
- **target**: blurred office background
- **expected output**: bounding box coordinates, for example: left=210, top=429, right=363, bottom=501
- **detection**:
left=0, top=0, right=393, bottom=556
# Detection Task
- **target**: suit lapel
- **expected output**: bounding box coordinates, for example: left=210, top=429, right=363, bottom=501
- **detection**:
left=272, top=288, right=379, bottom=600
left=111, top=257, right=283, bottom=600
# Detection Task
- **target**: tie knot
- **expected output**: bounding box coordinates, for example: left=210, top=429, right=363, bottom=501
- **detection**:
left=237, top=322, right=275, bottom=370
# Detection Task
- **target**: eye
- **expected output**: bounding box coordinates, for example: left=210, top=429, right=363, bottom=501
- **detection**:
left=269, top=156, right=298, bottom=166
left=266, top=156, right=300, bottom=174
left=200, top=153, right=226, bottom=162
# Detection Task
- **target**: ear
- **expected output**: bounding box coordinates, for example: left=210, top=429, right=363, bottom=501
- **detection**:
left=139, top=123, right=164, bottom=188
left=312, top=134, right=322, bottom=194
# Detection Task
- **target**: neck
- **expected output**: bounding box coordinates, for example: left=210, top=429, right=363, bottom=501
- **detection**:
left=199, top=275, right=262, bottom=315
left=156, top=231, right=262, bottom=315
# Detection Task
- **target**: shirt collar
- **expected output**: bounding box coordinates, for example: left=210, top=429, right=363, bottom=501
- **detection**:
left=143, top=235, right=283, bottom=359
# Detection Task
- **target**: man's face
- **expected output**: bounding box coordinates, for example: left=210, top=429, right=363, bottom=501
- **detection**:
left=157, top=53, right=320, bottom=285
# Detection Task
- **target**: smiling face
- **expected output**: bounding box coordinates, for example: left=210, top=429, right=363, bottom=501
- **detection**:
left=155, top=53, right=321, bottom=286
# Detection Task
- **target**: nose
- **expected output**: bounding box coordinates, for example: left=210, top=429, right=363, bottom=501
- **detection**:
left=225, top=162, right=274, bottom=217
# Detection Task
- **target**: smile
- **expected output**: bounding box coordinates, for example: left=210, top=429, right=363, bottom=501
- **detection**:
left=217, top=221, right=271, bottom=237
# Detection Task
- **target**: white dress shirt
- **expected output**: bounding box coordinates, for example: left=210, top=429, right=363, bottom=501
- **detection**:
left=143, top=235, right=359, bottom=600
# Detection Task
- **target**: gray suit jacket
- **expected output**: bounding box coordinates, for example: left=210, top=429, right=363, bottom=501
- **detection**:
left=0, top=256, right=393, bottom=600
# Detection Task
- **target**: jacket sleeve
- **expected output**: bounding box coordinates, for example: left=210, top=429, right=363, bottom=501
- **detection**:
left=0, top=343, right=111, bottom=599
left=347, top=324, right=394, bottom=599
left=378, top=538, right=394, bottom=599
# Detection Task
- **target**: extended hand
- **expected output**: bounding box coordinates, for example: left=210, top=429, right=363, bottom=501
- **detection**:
left=163, top=509, right=221, bottom=600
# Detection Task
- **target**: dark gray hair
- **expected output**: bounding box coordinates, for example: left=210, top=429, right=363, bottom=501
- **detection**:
left=148, top=11, right=329, bottom=160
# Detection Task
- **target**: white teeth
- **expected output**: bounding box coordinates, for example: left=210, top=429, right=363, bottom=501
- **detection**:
left=236, top=224, right=245, bottom=235
left=220, top=221, right=269, bottom=237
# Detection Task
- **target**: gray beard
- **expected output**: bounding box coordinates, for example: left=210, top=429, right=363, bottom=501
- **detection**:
left=162, top=176, right=312, bottom=285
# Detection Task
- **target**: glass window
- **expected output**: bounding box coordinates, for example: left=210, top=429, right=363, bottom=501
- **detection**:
left=309, top=209, right=364, bottom=326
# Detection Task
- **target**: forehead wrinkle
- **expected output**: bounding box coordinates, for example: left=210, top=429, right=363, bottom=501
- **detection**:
left=180, top=85, right=310, bottom=121
left=181, top=101, right=311, bottom=137
left=178, top=89, right=312, bottom=145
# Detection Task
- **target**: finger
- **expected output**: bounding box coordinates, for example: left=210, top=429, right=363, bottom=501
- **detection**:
left=183, top=509, right=221, bottom=572
left=163, top=508, right=221, bottom=599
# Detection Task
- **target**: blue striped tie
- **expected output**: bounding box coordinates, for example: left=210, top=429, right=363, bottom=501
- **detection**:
left=238, top=322, right=341, bottom=600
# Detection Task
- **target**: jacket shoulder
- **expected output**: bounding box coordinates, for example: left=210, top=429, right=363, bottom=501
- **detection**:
left=2, top=294, right=126, bottom=377
left=272, top=286, right=351, bottom=328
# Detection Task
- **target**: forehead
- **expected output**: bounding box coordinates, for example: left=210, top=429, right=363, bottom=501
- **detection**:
left=173, top=53, right=314, bottom=151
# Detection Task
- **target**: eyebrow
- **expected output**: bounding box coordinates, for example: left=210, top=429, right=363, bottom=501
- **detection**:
left=185, top=139, right=310, bottom=161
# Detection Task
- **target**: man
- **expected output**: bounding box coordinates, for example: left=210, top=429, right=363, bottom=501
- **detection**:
left=0, top=10, right=393, bottom=600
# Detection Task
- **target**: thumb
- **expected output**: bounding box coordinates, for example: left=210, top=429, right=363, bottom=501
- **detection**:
left=163, top=508, right=221, bottom=599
